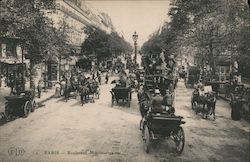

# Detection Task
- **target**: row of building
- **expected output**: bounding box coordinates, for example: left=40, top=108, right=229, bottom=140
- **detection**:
left=0, top=0, right=114, bottom=87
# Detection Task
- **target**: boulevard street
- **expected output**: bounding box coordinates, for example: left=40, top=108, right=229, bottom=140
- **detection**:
left=0, top=77, right=249, bottom=162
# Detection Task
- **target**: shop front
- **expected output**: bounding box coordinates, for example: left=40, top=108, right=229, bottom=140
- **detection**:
left=0, top=37, right=27, bottom=92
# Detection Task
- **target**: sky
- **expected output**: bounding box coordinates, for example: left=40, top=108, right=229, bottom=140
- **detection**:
left=86, top=0, right=171, bottom=46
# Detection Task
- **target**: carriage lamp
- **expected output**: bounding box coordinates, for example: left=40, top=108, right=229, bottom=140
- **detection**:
left=132, top=31, right=138, bottom=64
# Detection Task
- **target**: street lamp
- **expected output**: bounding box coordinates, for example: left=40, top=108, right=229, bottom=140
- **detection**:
left=132, top=31, right=138, bottom=64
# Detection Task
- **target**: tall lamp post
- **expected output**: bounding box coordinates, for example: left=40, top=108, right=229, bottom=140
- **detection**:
left=132, top=31, right=138, bottom=64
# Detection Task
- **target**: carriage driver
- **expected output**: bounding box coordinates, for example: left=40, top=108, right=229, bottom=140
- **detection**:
left=162, top=89, right=175, bottom=114
left=119, top=75, right=127, bottom=87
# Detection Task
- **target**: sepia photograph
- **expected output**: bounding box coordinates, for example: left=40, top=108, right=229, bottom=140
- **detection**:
left=0, top=0, right=249, bottom=161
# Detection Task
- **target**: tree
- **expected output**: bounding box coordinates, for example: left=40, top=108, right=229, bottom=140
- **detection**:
left=81, top=26, right=132, bottom=63
left=142, top=0, right=250, bottom=78
left=0, top=0, right=70, bottom=88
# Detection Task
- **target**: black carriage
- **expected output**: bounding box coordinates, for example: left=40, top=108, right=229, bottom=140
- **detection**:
left=185, top=66, right=200, bottom=88
left=64, top=82, right=78, bottom=101
left=5, top=90, right=36, bottom=118
left=138, top=72, right=184, bottom=153
left=110, top=87, right=131, bottom=107
left=141, top=110, right=185, bottom=154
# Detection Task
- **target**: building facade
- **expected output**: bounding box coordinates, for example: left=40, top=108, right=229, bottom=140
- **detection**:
left=41, top=0, right=114, bottom=83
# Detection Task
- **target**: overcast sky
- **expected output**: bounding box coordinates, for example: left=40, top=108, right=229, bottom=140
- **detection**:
left=86, top=0, right=171, bottom=46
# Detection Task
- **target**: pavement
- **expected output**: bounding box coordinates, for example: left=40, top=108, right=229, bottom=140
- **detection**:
left=0, top=77, right=249, bottom=162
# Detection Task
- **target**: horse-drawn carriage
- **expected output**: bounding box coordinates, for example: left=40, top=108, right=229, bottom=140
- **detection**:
left=5, top=90, right=36, bottom=118
left=138, top=72, right=185, bottom=154
left=79, top=80, right=100, bottom=105
left=185, top=66, right=200, bottom=88
left=64, top=80, right=78, bottom=101
left=142, top=111, right=185, bottom=154
left=191, top=85, right=216, bottom=120
left=110, top=86, right=131, bottom=107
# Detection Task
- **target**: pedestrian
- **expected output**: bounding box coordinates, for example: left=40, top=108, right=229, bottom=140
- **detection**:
left=9, top=74, right=15, bottom=94
left=98, top=74, right=101, bottom=85
left=60, top=79, right=66, bottom=96
left=105, top=73, right=109, bottom=84
left=37, top=80, right=42, bottom=98
left=54, top=82, right=61, bottom=98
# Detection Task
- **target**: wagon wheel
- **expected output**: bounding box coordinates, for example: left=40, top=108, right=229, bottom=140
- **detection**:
left=23, top=101, right=31, bottom=118
left=174, top=127, right=185, bottom=154
left=4, top=104, right=11, bottom=120
left=31, top=100, right=36, bottom=112
left=143, top=126, right=151, bottom=153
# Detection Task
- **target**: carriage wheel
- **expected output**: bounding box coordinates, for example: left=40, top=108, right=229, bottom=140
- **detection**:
left=23, top=101, right=31, bottom=118
left=175, top=127, right=185, bottom=154
left=4, top=104, right=11, bottom=119
left=143, top=126, right=151, bottom=153
left=31, top=100, right=36, bottom=112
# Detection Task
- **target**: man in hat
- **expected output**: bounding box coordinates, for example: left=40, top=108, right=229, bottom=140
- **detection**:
left=150, top=89, right=164, bottom=113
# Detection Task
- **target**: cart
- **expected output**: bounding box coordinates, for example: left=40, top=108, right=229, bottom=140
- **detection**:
left=5, top=90, right=36, bottom=118
left=185, top=66, right=200, bottom=88
left=110, top=87, right=131, bottom=107
left=142, top=112, right=185, bottom=154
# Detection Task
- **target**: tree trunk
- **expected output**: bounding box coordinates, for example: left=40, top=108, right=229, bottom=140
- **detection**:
left=29, top=56, right=36, bottom=90
left=209, top=39, right=215, bottom=75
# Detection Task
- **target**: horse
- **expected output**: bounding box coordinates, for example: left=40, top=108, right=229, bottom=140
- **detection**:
left=87, top=80, right=100, bottom=102
left=191, top=88, right=216, bottom=120
left=204, top=92, right=216, bottom=120
left=79, top=85, right=89, bottom=106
